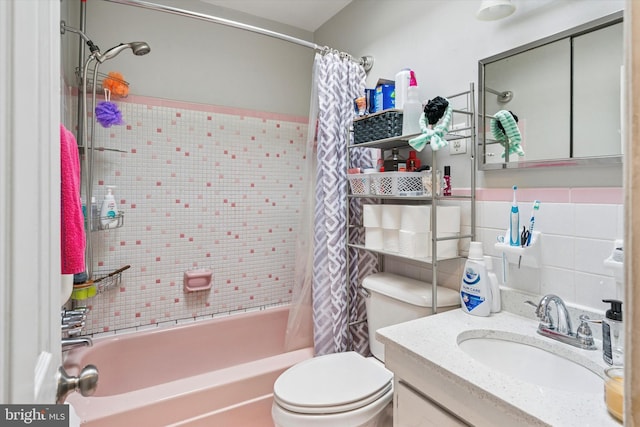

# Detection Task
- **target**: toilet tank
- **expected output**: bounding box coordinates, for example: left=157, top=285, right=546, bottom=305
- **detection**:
left=362, top=272, right=460, bottom=361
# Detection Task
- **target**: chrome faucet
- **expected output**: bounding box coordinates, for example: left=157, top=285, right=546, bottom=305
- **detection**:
left=526, top=294, right=597, bottom=350
left=61, top=307, right=92, bottom=351
left=62, top=337, right=93, bottom=352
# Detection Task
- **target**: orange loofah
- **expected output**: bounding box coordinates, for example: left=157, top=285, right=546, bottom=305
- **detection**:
left=102, top=71, right=129, bottom=98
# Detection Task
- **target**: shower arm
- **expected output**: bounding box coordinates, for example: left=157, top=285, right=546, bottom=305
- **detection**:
left=60, top=21, right=101, bottom=56
left=485, top=86, right=513, bottom=103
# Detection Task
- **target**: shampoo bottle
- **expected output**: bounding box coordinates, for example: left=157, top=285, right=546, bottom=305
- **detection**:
left=460, top=242, right=491, bottom=316
left=100, top=185, right=118, bottom=229
left=602, top=299, right=623, bottom=366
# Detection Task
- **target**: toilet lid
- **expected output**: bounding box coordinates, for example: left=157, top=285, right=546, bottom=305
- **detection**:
left=273, top=352, right=393, bottom=414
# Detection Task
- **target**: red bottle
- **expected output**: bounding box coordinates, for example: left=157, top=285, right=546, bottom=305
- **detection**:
left=443, top=165, right=452, bottom=196
left=407, top=151, right=421, bottom=171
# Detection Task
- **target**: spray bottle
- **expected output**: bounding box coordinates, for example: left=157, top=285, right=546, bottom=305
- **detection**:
left=402, top=71, right=422, bottom=135
left=394, top=68, right=411, bottom=110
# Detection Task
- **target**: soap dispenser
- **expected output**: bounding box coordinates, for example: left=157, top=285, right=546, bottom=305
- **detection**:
left=100, top=185, right=119, bottom=229
left=602, top=299, right=623, bottom=366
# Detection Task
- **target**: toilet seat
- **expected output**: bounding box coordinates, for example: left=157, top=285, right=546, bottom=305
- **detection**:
left=273, top=351, right=393, bottom=415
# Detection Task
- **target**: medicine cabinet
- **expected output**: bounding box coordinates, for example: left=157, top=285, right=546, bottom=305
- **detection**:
left=478, top=11, right=623, bottom=170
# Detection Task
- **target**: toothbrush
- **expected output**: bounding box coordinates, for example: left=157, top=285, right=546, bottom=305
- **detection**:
left=526, top=200, right=540, bottom=246
left=509, top=185, right=520, bottom=246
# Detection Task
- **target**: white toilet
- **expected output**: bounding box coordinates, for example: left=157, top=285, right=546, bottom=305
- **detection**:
left=272, top=272, right=460, bottom=427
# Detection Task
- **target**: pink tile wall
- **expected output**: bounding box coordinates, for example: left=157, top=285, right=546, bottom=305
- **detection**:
left=82, top=96, right=307, bottom=334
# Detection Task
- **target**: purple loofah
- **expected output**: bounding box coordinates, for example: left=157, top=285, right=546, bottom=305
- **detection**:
left=95, top=101, right=124, bottom=128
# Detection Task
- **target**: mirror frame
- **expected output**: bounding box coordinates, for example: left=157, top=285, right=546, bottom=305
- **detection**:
left=478, top=11, right=624, bottom=170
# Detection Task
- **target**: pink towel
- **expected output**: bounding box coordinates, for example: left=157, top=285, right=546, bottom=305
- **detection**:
left=60, top=124, right=86, bottom=274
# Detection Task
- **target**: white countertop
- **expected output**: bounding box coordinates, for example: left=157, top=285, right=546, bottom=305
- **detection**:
left=376, top=309, right=621, bottom=427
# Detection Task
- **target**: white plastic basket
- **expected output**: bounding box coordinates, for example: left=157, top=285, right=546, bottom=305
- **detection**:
left=348, top=174, right=371, bottom=195
left=370, top=172, right=425, bottom=196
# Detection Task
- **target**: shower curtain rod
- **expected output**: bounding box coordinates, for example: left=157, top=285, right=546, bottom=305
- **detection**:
left=100, top=0, right=374, bottom=72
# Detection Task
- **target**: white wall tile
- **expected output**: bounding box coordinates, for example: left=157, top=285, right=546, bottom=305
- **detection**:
left=616, top=205, right=624, bottom=240
left=574, top=238, right=616, bottom=276
left=481, top=201, right=511, bottom=230
left=478, top=197, right=621, bottom=312
left=541, top=235, right=574, bottom=269
left=573, top=272, right=617, bottom=310
left=505, top=264, right=541, bottom=296
left=574, top=204, right=618, bottom=239
left=540, top=267, right=576, bottom=302
left=535, top=202, right=575, bottom=236
left=80, top=98, right=306, bottom=334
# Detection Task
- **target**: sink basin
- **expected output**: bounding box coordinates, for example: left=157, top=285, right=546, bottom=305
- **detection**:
left=458, top=330, right=603, bottom=394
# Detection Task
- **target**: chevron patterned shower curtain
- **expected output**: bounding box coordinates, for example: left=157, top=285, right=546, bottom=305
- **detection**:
left=311, top=52, right=378, bottom=356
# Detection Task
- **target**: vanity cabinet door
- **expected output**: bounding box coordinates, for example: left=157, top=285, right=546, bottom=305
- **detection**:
left=395, top=381, right=470, bottom=427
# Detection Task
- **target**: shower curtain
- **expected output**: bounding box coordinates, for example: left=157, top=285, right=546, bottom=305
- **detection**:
left=284, top=51, right=378, bottom=356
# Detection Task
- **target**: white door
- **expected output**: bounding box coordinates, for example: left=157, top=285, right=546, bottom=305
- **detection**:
left=0, top=0, right=62, bottom=404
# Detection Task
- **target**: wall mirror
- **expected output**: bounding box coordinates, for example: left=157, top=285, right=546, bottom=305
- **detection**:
left=478, top=12, right=623, bottom=170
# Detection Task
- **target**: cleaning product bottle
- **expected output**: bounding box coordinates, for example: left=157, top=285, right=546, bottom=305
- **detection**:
left=394, top=68, right=411, bottom=111
left=509, top=185, right=520, bottom=246
left=460, top=242, right=491, bottom=316
left=484, top=255, right=501, bottom=313
left=602, top=299, right=624, bottom=366
left=402, top=71, right=422, bottom=135
left=100, top=185, right=119, bottom=229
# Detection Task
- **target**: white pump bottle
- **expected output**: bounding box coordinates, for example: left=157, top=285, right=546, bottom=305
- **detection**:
left=100, top=185, right=119, bottom=229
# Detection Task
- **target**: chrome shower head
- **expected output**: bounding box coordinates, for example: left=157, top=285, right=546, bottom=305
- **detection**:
left=96, top=42, right=151, bottom=63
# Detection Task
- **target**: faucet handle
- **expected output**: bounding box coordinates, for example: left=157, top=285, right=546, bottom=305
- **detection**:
left=62, top=307, right=89, bottom=317
left=524, top=299, right=553, bottom=328
left=62, top=314, right=86, bottom=325
left=576, top=315, right=596, bottom=347
left=579, top=314, right=602, bottom=324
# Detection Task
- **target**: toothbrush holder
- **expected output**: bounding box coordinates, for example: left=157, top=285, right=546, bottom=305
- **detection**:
left=494, top=230, right=541, bottom=268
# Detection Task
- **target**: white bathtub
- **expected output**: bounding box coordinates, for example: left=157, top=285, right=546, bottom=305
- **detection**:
left=64, top=306, right=314, bottom=426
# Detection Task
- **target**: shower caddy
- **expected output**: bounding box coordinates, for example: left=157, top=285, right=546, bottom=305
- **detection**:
left=345, top=83, right=477, bottom=348
left=61, top=20, right=130, bottom=301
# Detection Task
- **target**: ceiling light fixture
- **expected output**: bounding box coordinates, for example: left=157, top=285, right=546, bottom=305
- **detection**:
left=476, top=0, right=516, bottom=21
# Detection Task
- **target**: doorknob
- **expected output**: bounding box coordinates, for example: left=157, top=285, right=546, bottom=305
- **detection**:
left=56, top=365, right=99, bottom=404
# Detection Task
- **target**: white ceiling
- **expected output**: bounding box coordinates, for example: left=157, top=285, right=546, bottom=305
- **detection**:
left=200, top=0, right=353, bottom=32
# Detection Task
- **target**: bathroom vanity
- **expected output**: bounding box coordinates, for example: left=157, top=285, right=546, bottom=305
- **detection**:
left=377, top=308, right=620, bottom=426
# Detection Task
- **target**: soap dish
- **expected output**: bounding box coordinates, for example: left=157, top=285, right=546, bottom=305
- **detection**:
left=183, top=268, right=213, bottom=292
